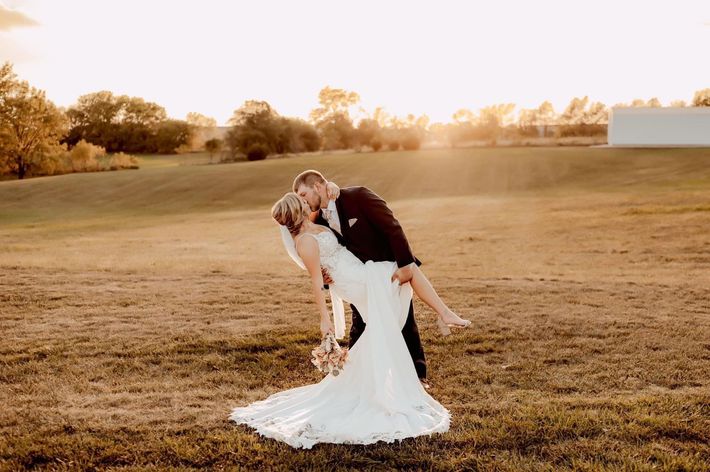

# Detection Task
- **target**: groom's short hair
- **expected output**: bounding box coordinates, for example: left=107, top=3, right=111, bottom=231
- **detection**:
left=293, top=170, right=326, bottom=192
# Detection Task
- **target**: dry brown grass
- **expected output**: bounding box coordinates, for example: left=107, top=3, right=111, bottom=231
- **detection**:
left=1, top=148, right=709, bottom=470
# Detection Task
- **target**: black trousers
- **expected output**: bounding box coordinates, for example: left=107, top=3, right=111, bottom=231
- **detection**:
left=349, top=301, right=427, bottom=380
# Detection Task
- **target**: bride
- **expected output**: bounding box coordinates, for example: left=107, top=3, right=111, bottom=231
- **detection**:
left=229, top=192, right=470, bottom=448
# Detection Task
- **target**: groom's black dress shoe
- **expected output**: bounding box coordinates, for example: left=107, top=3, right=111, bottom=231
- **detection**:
left=420, top=378, right=431, bottom=390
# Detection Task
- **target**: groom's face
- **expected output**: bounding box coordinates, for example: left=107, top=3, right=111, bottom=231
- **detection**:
left=296, top=183, right=325, bottom=212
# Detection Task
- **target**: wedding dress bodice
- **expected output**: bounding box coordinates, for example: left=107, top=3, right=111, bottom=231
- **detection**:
left=303, top=230, right=367, bottom=304
left=308, top=230, right=346, bottom=267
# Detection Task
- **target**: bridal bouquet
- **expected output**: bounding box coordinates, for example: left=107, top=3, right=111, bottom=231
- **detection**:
left=311, top=332, right=349, bottom=376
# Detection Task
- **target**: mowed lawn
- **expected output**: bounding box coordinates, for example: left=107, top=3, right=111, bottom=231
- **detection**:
left=1, top=147, right=709, bottom=471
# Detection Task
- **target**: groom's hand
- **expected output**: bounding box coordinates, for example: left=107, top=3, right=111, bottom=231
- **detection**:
left=391, top=264, right=414, bottom=285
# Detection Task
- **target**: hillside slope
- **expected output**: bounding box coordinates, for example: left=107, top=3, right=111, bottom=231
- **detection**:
left=1, top=147, right=709, bottom=224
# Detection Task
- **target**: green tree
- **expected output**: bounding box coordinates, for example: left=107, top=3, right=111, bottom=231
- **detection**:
left=400, top=129, right=421, bottom=150
left=225, top=100, right=279, bottom=159
left=479, top=103, right=515, bottom=145
left=225, top=101, right=319, bottom=158
left=558, top=96, right=607, bottom=137
left=153, top=120, right=193, bottom=154
left=517, top=108, right=540, bottom=136
left=65, top=91, right=123, bottom=150
left=309, top=86, right=360, bottom=123
left=279, top=118, right=320, bottom=153
left=186, top=112, right=217, bottom=128
left=692, top=88, right=710, bottom=107
left=560, top=96, right=590, bottom=124
left=0, top=63, right=68, bottom=179
left=355, top=118, right=381, bottom=149
left=372, top=107, right=391, bottom=128
left=646, top=97, right=662, bottom=108
left=452, top=108, right=477, bottom=125
left=447, top=109, right=478, bottom=147
left=65, top=91, right=184, bottom=153
left=310, top=87, right=359, bottom=150
left=318, top=112, right=356, bottom=150
left=537, top=101, right=556, bottom=136
left=583, top=102, right=608, bottom=125
left=204, top=138, right=223, bottom=163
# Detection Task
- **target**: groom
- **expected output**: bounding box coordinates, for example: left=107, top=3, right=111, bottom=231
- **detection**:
left=293, top=170, right=429, bottom=387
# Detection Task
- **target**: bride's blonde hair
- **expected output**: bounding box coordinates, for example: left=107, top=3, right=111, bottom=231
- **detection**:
left=272, top=192, right=307, bottom=236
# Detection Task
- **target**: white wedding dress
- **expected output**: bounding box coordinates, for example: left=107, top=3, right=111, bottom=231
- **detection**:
left=229, top=229, right=450, bottom=448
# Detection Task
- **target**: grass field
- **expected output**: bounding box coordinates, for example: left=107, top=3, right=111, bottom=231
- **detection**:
left=1, top=147, right=709, bottom=470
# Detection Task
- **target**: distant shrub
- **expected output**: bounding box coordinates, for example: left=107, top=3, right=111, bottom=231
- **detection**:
left=246, top=143, right=269, bottom=161
left=32, top=145, right=70, bottom=176
left=220, top=153, right=240, bottom=163
left=0, top=139, right=138, bottom=179
left=174, top=143, right=192, bottom=154
left=370, top=138, right=382, bottom=151
left=556, top=124, right=607, bottom=137
left=387, top=139, right=400, bottom=151
left=106, top=152, right=139, bottom=170
left=70, top=140, right=104, bottom=172
left=401, top=132, right=421, bottom=151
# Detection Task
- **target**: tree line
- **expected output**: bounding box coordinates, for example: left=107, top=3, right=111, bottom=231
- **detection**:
left=208, top=87, right=710, bottom=159
left=2, top=60, right=710, bottom=179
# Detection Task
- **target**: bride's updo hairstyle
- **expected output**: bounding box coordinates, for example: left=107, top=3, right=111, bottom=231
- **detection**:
left=272, top=192, right=307, bottom=236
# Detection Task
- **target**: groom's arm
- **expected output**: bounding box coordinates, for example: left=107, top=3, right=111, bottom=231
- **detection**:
left=356, top=187, right=417, bottom=268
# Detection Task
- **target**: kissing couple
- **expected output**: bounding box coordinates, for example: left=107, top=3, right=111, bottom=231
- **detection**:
left=230, top=170, right=471, bottom=448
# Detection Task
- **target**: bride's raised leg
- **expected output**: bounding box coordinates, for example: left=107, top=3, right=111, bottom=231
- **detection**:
left=407, top=265, right=471, bottom=336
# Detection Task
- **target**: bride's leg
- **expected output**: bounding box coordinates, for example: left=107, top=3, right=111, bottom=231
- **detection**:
left=408, top=265, right=470, bottom=328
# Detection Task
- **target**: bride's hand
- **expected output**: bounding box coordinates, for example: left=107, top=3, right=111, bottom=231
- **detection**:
left=320, top=318, right=335, bottom=338
left=321, top=267, right=333, bottom=285
left=326, top=181, right=340, bottom=200
left=391, top=264, right=414, bottom=285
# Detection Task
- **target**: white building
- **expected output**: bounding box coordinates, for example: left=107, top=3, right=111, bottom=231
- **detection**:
left=608, top=107, right=710, bottom=146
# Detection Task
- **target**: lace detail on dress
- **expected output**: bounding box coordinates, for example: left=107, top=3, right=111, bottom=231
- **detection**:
left=311, top=230, right=346, bottom=269
left=300, top=231, right=363, bottom=298
left=229, top=396, right=450, bottom=449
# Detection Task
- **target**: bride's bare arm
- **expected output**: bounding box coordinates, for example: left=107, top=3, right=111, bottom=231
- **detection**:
left=326, top=181, right=340, bottom=200
left=296, top=236, right=335, bottom=337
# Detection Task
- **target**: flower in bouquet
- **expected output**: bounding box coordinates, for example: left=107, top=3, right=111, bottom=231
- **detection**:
left=311, top=332, right=349, bottom=376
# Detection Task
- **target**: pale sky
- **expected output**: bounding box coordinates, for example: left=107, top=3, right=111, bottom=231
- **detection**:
left=1, top=0, right=709, bottom=125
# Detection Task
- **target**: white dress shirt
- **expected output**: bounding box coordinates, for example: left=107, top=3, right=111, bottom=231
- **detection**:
left=323, top=199, right=342, bottom=235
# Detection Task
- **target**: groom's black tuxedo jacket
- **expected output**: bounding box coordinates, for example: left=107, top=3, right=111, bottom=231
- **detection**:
left=315, top=186, right=421, bottom=268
